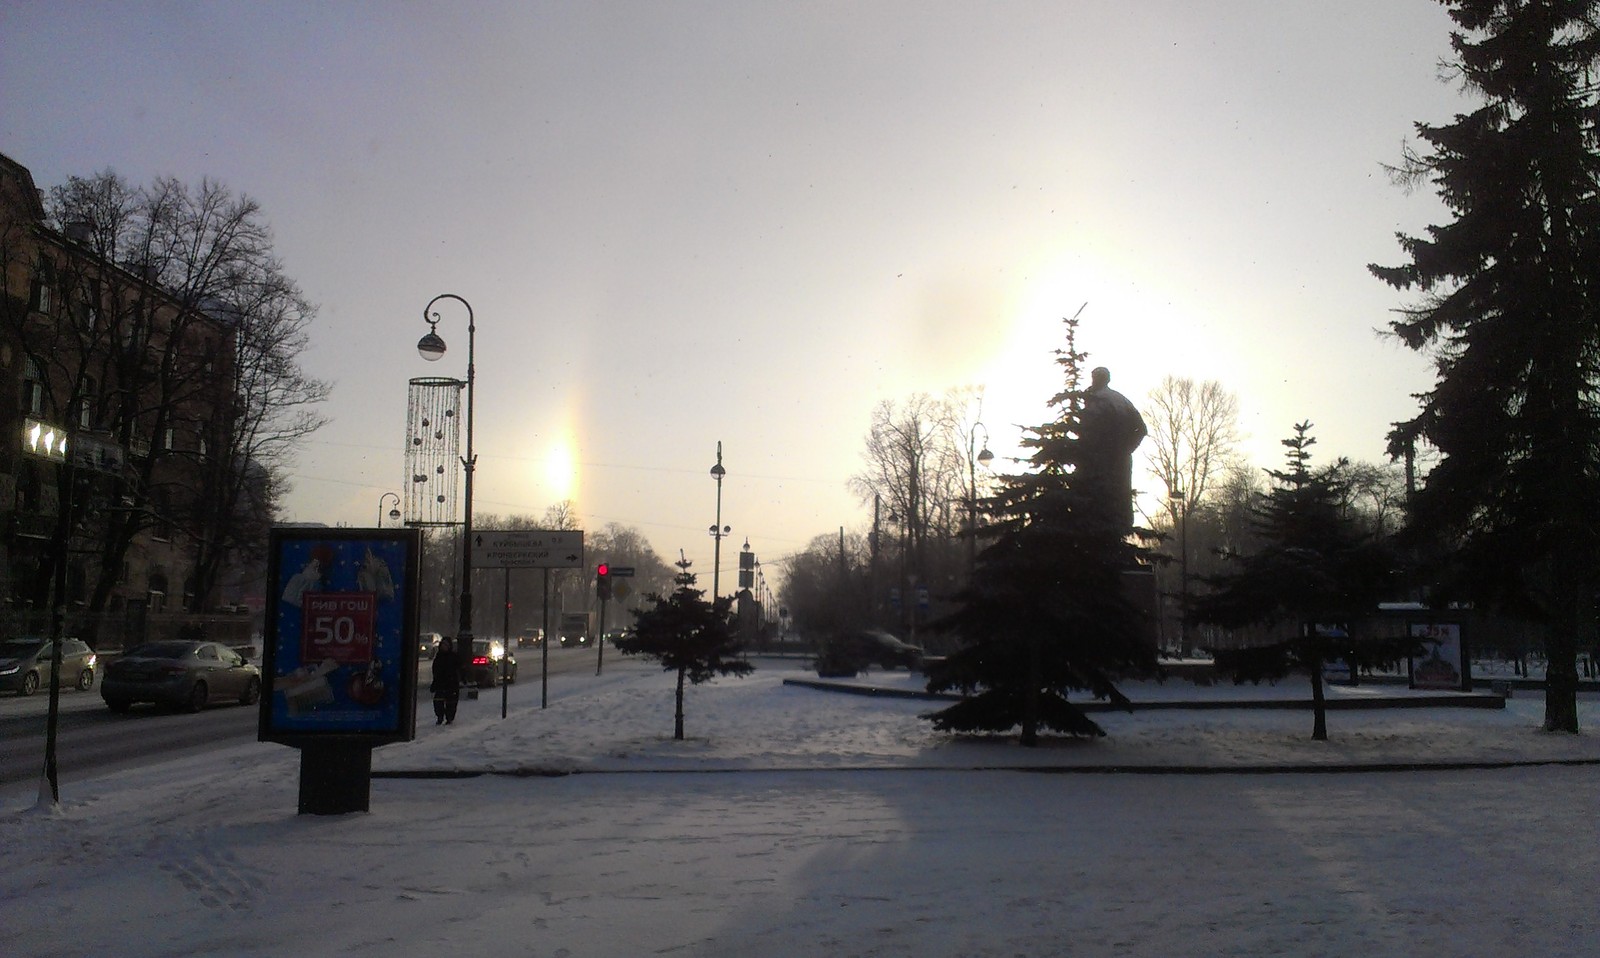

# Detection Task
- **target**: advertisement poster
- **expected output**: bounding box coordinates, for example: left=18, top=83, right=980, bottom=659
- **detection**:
left=260, top=528, right=420, bottom=744
left=1409, top=621, right=1467, bottom=691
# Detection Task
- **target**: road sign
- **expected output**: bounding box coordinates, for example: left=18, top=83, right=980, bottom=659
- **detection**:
left=608, top=566, right=636, bottom=577
left=473, top=530, right=584, bottom=569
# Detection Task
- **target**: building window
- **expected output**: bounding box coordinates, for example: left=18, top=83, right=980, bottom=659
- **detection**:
left=18, top=462, right=40, bottom=512
left=148, top=570, right=168, bottom=614
left=30, top=257, right=54, bottom=314
left=151, top=489, right=173, bottom=541
left=22, top=357, right=43, bottom=415
left=77, top=377, right=96, bottom=429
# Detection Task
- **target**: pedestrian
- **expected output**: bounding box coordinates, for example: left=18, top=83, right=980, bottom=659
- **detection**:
left=430, top=636, right=460, bottom=724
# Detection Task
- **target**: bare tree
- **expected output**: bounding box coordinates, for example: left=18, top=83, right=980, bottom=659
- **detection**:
left=1143, top=376, right=1241, bottom=655
left=3, top=168, right=327, bottom=628
left=775, top=530, right=873, bottom=639
left=849, top=393, right=967, bottom=634
left=1334, top=459, right=1409, bottom=538
left=1144, top=376, right=1240, bottom=508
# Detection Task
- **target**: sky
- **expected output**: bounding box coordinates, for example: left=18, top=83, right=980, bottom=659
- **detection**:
left=0, top=2, right=1470, bottom=588
left=3, top=656, right=1598, bottom=956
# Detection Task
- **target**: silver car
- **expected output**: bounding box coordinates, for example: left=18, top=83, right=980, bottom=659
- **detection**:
left=101, top=640, right=261, bottom=713
left=0, top=636, right=97, bottom=695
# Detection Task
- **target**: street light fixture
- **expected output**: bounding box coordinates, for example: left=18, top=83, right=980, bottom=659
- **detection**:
left=418, top=293, right=477, bottom=677
left=709, top=441, right=729, bottom=600
left=377, top=492, right=400, bottom=528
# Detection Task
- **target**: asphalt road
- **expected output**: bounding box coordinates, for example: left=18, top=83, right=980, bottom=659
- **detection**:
left=0, top=642, right=604, bottom=799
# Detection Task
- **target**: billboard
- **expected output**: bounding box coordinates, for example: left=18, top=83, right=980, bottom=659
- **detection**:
left=260, top=527, right=421, bottom=744
left=1409, top=621, right=1469, bottom=691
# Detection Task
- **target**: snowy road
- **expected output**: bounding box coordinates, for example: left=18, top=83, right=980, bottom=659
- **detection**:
left=3, top=657, right=1597, bottom=957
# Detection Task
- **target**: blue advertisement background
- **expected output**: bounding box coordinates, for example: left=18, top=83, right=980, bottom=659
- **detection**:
left=269, top=536, right=410, bottom=733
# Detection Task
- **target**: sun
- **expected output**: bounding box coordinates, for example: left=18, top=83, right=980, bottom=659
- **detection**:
left=541, top=427, right=578, bottom=504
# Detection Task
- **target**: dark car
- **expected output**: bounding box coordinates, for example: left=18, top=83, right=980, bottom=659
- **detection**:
left=467, top=638, right=517, bottom=687
left=0, top=636, right=97, bottom=695
left=101, top=640, right=261, bottom=713
left=817, top=630, right=926, bottom=676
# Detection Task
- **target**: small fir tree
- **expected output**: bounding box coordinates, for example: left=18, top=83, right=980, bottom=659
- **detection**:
left=614, top=551, right=753, bottom=740
left=924, top=312, right=1160, bottom=745
left=1193, top=423, right=1417, bottom=740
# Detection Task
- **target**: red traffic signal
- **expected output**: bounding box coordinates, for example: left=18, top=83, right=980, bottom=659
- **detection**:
left=596, top=563, right=612, bottom=600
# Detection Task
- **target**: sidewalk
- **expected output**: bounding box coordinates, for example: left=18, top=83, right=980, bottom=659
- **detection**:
left=363, top=656, right=1600, bottom=777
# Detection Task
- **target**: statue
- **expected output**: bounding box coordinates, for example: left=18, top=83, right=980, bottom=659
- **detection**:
left=1077, top=366, right=1147, bottom=530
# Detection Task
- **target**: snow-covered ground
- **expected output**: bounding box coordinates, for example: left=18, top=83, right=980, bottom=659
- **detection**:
left=4, top=655, right=1597, bottom=957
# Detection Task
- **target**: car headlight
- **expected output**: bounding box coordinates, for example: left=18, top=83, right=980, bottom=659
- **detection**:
left=0, top=665, right=18, bottom=675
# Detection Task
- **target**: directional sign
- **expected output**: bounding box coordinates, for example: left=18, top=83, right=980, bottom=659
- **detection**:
left=608, top=566, right=636, bottom=578
left=473, top=530, right=584, bottom=569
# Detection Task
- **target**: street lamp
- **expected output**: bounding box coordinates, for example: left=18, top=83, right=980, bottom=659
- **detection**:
left=418, top=293, right=477, bottom=677
left=1168, top=481, right=1190, bottom=658
left=709, top=441, right=729, bottom=600
left=377, top=492, right=400, bottom=528
left=967, top=423, right=993, bottom=578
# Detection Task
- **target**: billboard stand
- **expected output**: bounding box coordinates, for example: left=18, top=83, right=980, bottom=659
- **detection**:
left=298, top=741, right=375, bottom=815
left=259, top=528, right=422, bottom=815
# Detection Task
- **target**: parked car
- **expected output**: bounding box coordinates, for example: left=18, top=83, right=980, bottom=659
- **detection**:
left=816, top=630, right=926, bottom=676
left=101, top=640, right=261, bottom=713
left=0, top=636, right=97, bottom=695
left=467, top=638, right=517, bottom=687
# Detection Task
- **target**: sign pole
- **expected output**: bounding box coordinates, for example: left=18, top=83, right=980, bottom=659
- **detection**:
left=501, top=567, right=511, bottom=719
left=596, top=596, right=607, bottom=675
left=541, top=568, right=550, bottom=709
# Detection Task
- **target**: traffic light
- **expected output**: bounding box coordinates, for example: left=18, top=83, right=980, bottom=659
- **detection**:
left=596, top=563, right=612, bottom=600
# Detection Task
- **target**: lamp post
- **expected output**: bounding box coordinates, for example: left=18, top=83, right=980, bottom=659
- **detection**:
left=709, top=441, right=729, bottom=600
left=377, top=492, right=400, bottom=528
left=967, top=423, right=994, bottom=579
left=1167, top=481, right=1190, bottom=658
left=418, top=293, right=476, bottom=678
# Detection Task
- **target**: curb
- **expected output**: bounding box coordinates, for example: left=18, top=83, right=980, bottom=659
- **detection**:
left=373, top=757, right=1600, bottom=780
left=780, top=677, right=1507, bottom=710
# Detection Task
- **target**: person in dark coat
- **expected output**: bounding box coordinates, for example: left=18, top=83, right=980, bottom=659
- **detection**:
left=429, top=636, right=461, bottom=724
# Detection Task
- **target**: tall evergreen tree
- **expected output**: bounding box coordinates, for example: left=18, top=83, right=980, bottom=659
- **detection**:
left=615, top=552, right=753, bottom=741
left=1370, top=0, right=1600, bottom=732
left=924, top=313, right=1159, bottom=745
left=1193, top=424, right=1414, bottom=741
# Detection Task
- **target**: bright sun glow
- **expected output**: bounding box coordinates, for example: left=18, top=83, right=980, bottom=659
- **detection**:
left=973, top=247, right=1248, bottom=525
left=977, top=248, right=1240, bottom=445
left=542, top=429, right=578, bottom=504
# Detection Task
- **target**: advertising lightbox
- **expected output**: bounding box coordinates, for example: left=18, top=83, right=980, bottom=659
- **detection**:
left=260, top=527, right=421, bottom=745
left=1409, top=621, right=1469, bottom=692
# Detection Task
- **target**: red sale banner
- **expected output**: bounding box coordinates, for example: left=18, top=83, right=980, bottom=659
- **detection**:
left=301, top=592, right=377, bottom=665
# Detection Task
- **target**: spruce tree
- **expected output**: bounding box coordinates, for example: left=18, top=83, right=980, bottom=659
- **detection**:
left=615, top=552, right=753, bottom=740
left=1193, top=423, right=1414, bottom=741
left=924, top=313, right=1159, bottom=745
left=1370, top=0, right=1600, bottom=732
